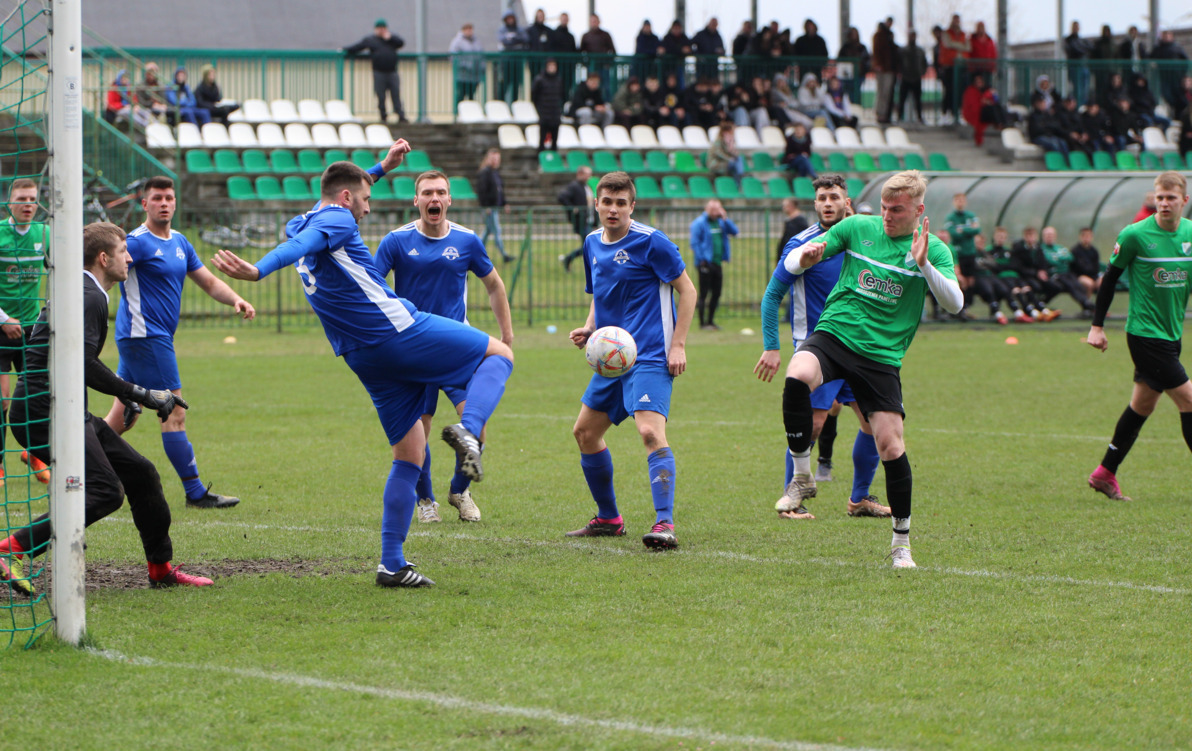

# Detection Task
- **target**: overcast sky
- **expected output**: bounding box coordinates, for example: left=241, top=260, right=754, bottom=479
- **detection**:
left=528, top=0, right=1190, bottom=55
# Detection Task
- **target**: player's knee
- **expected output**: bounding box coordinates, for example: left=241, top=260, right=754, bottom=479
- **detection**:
left=874, top=433, right=904, bottom=460
left=486, top=339, right=514, bottom=363
left=572, top=420, right=597, bottom=449
left=637, top=424, right=666, bottom=451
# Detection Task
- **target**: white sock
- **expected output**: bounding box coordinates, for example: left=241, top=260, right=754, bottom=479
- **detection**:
left=791, top=450, right=812, bottom=477
left=892, top=516, right=910, bottom=548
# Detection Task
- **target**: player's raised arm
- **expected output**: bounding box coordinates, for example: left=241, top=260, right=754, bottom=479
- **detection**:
left=667, top=269, right=696, bottom=376
left=379, top=138, right=412, bottom=174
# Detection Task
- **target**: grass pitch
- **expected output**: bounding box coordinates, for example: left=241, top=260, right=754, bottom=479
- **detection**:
left=2, top=318, right=1191, bottom=750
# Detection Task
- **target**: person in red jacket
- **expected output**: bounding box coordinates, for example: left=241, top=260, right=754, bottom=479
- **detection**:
left=969, top=21, right=997, bottom=78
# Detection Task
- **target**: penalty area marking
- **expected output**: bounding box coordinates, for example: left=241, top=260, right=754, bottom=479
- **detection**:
left=86, top=648, right=889, bottom=751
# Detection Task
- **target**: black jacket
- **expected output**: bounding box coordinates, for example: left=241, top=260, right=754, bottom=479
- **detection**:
left=691, top=27, right=725, bottom=56
left=1010, top=241, right=1043, bottom=277
left=526, top=22, right=553, bottom=52
left=531, top=70, right=565, bottom=122
left=344, top=34, right=405, bottom=74
left=548, top=24, right=577, bottom=53
left=1064, top=33, right=1091, bottom=60
left=557, top=179, right=594, bottom=235
left=1028, top=108, right=1065, bottom=141
left=474, top=166, right=505, bottom=208
left=1070, top=244, right=1100, bottom=277
left=194, top=80, right=222, bottom=110
left=793, top=33, right=829, bottom=59
left=568, top=83, right=606, bottom=115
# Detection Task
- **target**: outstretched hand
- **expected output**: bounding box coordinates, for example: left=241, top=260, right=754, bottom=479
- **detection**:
left=381, top=139, right=412, bottom=173
left=753, top=350, right=781, bottom=382
left=212, top=249, right=261, bottom=282
left=911, top=217, right=930, bottom=267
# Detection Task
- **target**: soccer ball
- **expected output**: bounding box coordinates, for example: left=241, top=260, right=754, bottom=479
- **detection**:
left=585, top=326, right=637, bottom=378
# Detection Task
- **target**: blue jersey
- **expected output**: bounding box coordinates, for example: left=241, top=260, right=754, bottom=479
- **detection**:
left=373, top=221, right=493, bottom=323
left=283, top=205, right=421, bottom=356
left=116, top=225, right=203, bottom=340
left=583, top=221, right=685, bottom=368
left=773, top=222, right=844, bottom=347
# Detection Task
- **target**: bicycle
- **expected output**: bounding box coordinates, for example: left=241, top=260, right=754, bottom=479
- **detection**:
left=198, top=223, right=278, bottom=250
left=83, top=174, right=148, bottom=228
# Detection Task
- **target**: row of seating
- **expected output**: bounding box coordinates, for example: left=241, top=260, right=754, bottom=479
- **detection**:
left=147, top=122, right=394, bottom=151
left=1000, top=125, right=1181, bottom=161
left=227, top=99, right=361, bottom=125
left=631, top=175, right=868, bottom=201
left=227, top=175, right=476, bottom=202
left=457, top=100, right=539, bottom=125
left=539, top=149, right=952, bottom=175
left=186, top=148, right=437, bottom=176
left=808, top=126, right=922, bottom=154
left=1044, top=149, right=1192, bottom=173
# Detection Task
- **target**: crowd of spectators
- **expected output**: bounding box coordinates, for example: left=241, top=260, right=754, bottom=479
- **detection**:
left=104, top=62, right=240, bottom=127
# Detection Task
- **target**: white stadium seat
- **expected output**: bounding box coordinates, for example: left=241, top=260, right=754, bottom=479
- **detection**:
left=630, top=125, right=660, bottom=148
left=883, top=126, right=922, bottom=153
left=176, top=123, right=203, bottom=149
left=498, top=123, right=528, bottom=149
left=311, top=123, right=340, bottom=148
left=578, top=124, right=607, bottom=149
left=240, top=98, right=271, bottom=123
left=200, top=122, right=231, bottom=148
left=523, top=124, right=540, bottom=147
left=682, top=125, right=710, bottom=149
left=511, top=101, right=538, bottom=124
left=760, top=126, right=786, bottom=150
left=270, top=99, right=299, bottom=123
left=324, top=100, right=359, bottom=123
left=456, top=101, right=485, bottom=123
left=297, top=99, right=327, bottom=123
left=860, top=126, right=887, bottom=148
left=656, top=125, right=684, bottom=149
left=733, top=126, right=762, bottom=150
left=145, top=122, right=175, bottom=149
left=1001, top=127, right=1042, bottom=159
left=603, top=124, right=633, bottom=149
left=834, top=127, right=862, bottom=150
left=556, top=124, right=581, bottom=149
left=338, top=123, right=369, bottom=149
left=365, top=123, right=393, bottom=148
left=1142, top=126, right=1175, bottom=154
left=228, top=122, right=259, bottom=148
left=256, top=123, right=287, bottom=149
left=283, top=123, right=313, bottom=148
left=810, top=126, right=836, bottom=151
left=484, top=100, right=514, bottom=122
left=708, top=125, right=719, bottom=143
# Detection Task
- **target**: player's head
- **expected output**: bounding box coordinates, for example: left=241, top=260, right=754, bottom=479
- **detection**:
left=1078, top=227, right=1093, bottom=245
left=7, top=178, right=38, bottom=225
left=1153, top=172, right=1189, bottom=227
left=1042, top=226, right=1057, bottom=244
left=811, top=174, right=849, bottom=228
left=141, top=176, right=176, bottom=226
left=595, top=171, right=635, bottom=231
left=879, top=170, right=926, bottom=238
left=414, top=170, right=452, bottom=226
left=952, top=192, right=967, bottom=210
left=993, top=226, right=1009, bottom=246
left=83, top=221, right=129, bottom=281
left=320, top=161, right=372, bottom=223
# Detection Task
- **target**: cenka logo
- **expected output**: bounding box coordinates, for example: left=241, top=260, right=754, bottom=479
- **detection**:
left=857, top=269, right=903, bottom=298
left=1152, top=267, right=1188, bottom=286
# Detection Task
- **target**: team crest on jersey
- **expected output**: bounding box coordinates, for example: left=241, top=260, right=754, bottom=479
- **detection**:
left=442, top=246, right=459, bottom=260
left=613, top=249, right=630, bottom=264
left=176, top=248, right=186, bottom=260
left=1182, top=242, right=1191, bottom=256
left=33, top=243, right=42, bottom=251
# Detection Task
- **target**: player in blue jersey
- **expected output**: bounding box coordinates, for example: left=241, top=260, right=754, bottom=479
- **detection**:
left=212, top=144, right=515, bottom=588
left=565, top=172, right=697, bottom=549
left=102, top=176, right=254, bottom=509
left=753, top=175, right=890, bottom=520
left=373, top=170, right=513, bottom=524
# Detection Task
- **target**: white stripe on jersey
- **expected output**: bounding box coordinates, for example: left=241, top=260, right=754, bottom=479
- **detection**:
left=628, top=221, right=656, bottom=236
left=447, top=221, right=477, bottom=235
left=657, top=281, right=674, bottom=355
left=1135, top=256, right=1192, bottom=263
left=124, top=267, right=147, bottom=338
left=845, top=249, right=924, bottom=277
left=390, top=222, right=418, bottom=235
left=789, top=276, right=809, bottom=342
left=329, top=248, right=416, bottom=333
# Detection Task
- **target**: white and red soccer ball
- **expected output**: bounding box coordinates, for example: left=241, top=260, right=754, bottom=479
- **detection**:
left=585, top=326, right=637, bottom=378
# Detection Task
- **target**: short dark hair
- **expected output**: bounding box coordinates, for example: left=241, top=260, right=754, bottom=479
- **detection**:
left=320, top=161, right=372, bottom=199
left=596, top=171, right=635, bottom=202
left=9, top=178, right=37, bottom=195
left=811, top=174, right=848, bottom=194
left=144, top=175, right=174, bottom=193
left=83, top=222, right=126, bottom=267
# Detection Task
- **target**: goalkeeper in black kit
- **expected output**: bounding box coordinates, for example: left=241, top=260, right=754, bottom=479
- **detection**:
left=0, top=223, right=213, bottom=595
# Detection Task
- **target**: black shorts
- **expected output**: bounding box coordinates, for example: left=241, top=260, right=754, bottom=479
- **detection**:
left=1127, top=333, right=1189, bottom=392
left=0, top=328, right=31, bottom=373
left=797, top=330, right=905, bottom=418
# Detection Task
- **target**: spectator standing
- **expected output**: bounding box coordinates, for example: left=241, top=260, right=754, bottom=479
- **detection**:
left=1150, top=31, right=1189, bottom=110
left=1065, top=21, right=1092, bottom=105
left=660, top=21, right=692, bottom=85
left=944, top=193, right=980, bottom=283
left=1070, top=227, right=1103, bottom=298
left=939, top=15, right=970, bottom=122
left=548, top=12, right=578, bottom=96
left=732, top=21, right=755, bottom=59
left=1028, top=93, right=1069, bottom=155
left=474, top=149, right=513, bottom=263
left=449, top=23, right=485, bottom=105
left=135, top=62, right=168, bottom=123
left=1118, top=26, right=1148, bottom=73
left=691, top=18, right=726, bottom=81
left=1091, top=26, right=1117, bottom=100
left=871, top=21, right=897, bottom=124
left=497, top=11, right=529, bottom=105
left=557, top=166, right=596, bottom=272
left=580, top=13, right=616, bottom=95
left=569, top=72, right=614, bottom=127
left=792, top=19, right=829, bottom=79
left=530, top=58, right=564, bottom=150
left=968, top=21, right=997, bottom=80
left=837, top=27, right=870, bottom=103
left=164, top=67, right=208, bottom=126
left=898, top=30, right=928, bottom=124
left=707, top=121, right=745, bottom=187
left=612, top=77, right=645, bottom=128
left=344, top=19, right=406, bottom=123
left=525, top=7, right=553, bottom=83
left=633, top=20, right=662, bottom=81
left=782, top=122, right=817, bottom=176
left=690, top=199, right=738, bottom=330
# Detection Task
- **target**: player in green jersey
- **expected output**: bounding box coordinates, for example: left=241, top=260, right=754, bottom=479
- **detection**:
left=1086, top=171, right=1192, bottom=501
left=777, top=171, right=963, bottom=568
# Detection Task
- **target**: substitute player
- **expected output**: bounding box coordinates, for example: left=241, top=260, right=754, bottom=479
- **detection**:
left=102, top=176, right=254, bottom=509
left=1086, top=171, right=1192, bottom=501
left=778, top=171, right=962, bottom=568
left=0, top=223, right=211, bottom=594
left=566, top=171, right=697, bottom=549
left=373, top=170, right=514, bottom=523
left=753, top=175, right=889, bottom=520
left=212, top=145, right=515, bottom=588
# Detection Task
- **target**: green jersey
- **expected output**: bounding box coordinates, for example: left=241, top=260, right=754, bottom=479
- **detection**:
left=943, top=209, right=980, bottom=257
left=0, top=218, right=47, bottom=325
left=1039, top=243, right=1073, bottom=274
left=817, top=214, right=957, bottom=367
left=1110, top=215, right=1192, bottom=341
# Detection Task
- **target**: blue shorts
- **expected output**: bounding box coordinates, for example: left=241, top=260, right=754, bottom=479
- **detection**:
left=810, top=378, right=855, bottom=411
left=343, top=313, right=490, bottom=445
left=116, top=336, right=181, bottom=391
left=422, top=385, right=468, bottom=417
left=582, top=362, right=673, bottom=426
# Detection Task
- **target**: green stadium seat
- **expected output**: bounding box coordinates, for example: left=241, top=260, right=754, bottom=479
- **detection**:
left=592, top=151, right=620, bottom=173
left=393, top=176, right=416, bottom=200
left=283, top=175, right=312, bottom=200
left=714, top=176, right=740, bottom=199
left=405, top=150, right=434, bottom=172
left=1139, top=151, right=1161, bottom=171
left=351, top=149, right=375, bottom=169
left=810, top=153, right=825, bottom=173
left=1186, top=152, right=1192, bottom=169
left=255, top=176, right=284, bottom=200
left=846, top=178, right=865, bottom=197
left=751, top=152, right=776, bottom=171
left=1092, top=151, right=1116, bottom=170
left=293, top=149, right=321, bottom=173
left=852, top=153, right=878, bottom=172
left=927, top=153, right=953, bottom=171
left=588, top=176, right=601, bottom=193
left=213, top=149, right=243, bottom=174
left=324, top=148, right=348, bottom=166
left=673, top=152, right=701, bottom=173
left=661, top=176, right=689, bottom=198
left=186, top=150, right=215, bottom=174
left=903, top=152, right=926, bottom=170
left=741, top=176, right=767, bottom=199
left=767, top=177, right=794, bottom=199
left=539, top=150, right=566, bottom=173
left=1068, top=150, right=1093, bottom=171
left=227, top=176, right=257, bottom=201
left=634, top=176, right=662, bottom=199
left=877, top=153, right=901, bottom=171
left=241, top=149, right=270, bottom=174
left=565, top=151, right=592, bottom=170
left=688, top=176, right=715, bottom=199
left=793, top=177, right=815, bottom=200
left=827, top=152, right=851, bottom=172
left=618, top=151, right=645, bottom=173
left=1044, top=151, right=1069, bottom=171
left=1161, top=152, right=1184, bottom=170
left=449, top=176, right=477, bottom=199
left=1115, top=151, right=1139, bottom=170
left=645, top=150, right=671, bottom=172
left=370, top=176, right=394, bottom=200
left=309, top=176, right=322, bottom=196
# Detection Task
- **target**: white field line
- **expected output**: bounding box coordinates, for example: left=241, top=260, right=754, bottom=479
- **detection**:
left=85, top=648, right=889, bottom=751
left=104, top=517, right=1190, bottom=595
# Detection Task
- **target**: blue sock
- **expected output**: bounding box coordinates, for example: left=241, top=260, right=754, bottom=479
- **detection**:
left=461, top=355, right=513, bottom=436
left=648, top=447, right=676, bottom=524
left=851, top=430, right=880, bottom=501
left=416, top=444, right=434, bottom=501
left=161, top=431, right=206, bottom=500
left=783, top=448, right=793, bottom=489
left=381, top=460, right=421, bottom=572
left=580, top=448, right=618, bottom=519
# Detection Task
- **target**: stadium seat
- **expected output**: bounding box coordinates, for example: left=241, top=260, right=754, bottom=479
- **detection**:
left=366, top=123, right=393, bottom=148
left=714, top=176, right=740, bottom=199
left=176, top=123, right=203, bottom=149
left=228, top=122, right=259, bottom=148
left=310, top=123, right=340, bottom=148
left=661, top=176, right=689, bottom=198
left=1092, top=151, right=1116, bottom=170
left=240, top=99, right=271, bottom=123
left=657, top=125, right=685, bottom=149
left=810, top=153, right=825, bottom=172
left=1000, top=127, right=1043, bottom=159
left=539, top=151, right=566, bottom=173
left=293, top=149, right=321, bottom=173
left=630, top=125, right=661, bottom=148
left=200, top=123, right=231, bottom=148
left=634, top=176, right=662, bottom=199
left=324, top=100, right=360, bottom=123
left=810, top=126, right=836, bottom=151
left=557, top=124, right=581, bottom=149
left=578, top=124, right=607, bottom=149
left=1160, top=151, right=1183, bottom=170
left=565, top=151, right=592, bottom=170
left=283, top=175, right=312, bottom=200
left=393, top=176, right=416, bottom=200
left=351, top=149, right=375, bottom=169
left=186, top=150, right=215, bottom=174
left=682, top=126, right=710, bottom=150
left=449, top=176, right=477, bottom=199
left=405, top=150, right=433, bottom=171
left=1186, top=152, right=1192, bottom=169
left=927, top=152, right=953, bottom=171
left=707, top=125, right=719, bottom=145
left=241, top=149, right=270, bottom=174
left=673, top=151, right=700, bottom=173
left=645, top=150, right=671, bottom=172
left=1115, top=151, right=1140, bottom=170
left=592, top=151, right=620, bottom=173
left=846, top=178, right=865, bottom=197
left=322, top=149, right=347, bottom=168
left=371, top=176, right=394, bottom=200
left=457, top=101, right=486, bottom=123
left=227, top=176, right=257, bottom=200
left=852, top=153, right=879, bottom=172
left=256, top=123, right=287, bottom=149
left=498, top=123, right=528, bottom=149
left=510, top=101, right=538, bottom=124
left=877, top=152, right=901, bottom=171
left=902, top=152, right=926, bottom=170
left=827, top=152, right=851, bottom=172
left=767, top=177, right=793, bottom=199
left=588, top=176, right=600, bottom=193
left=793, top=177, right=815, bottom=200
left=309, top=175, right=322, bottom=196
left=619, top=151, right=645, bottom=173
left=270, top=99, right=299, bottom=123
left=212, top=149, right=242, bottom=174
left=688, top=176, right=715, bottom=199
left=834, top=127, right=862, bottom=151
left=1139, top=151, right=1162, bottom=171
left=1067, top=151, right=1092, bottom=171
left=255, top=176, right=284, bottom=200
left=734, top=127, right=762, bottom=150
left=523, top=124, right=540, bottom=147
left=751, top=152, right=776, bottom=171
left=741, top=176, right=767, bottom=199
left=297, top=99, right=327, bottom=123
left=860, top=126, right=886, bottom=149
left=760, top=126, right=786, bottom=150
left=604, top=125, right=633, bottom=149
left=884, top=126, right=921, bottom=153
left=338, top=123, right=369, bottom=149
left=1141, top=126, right=1174, bottom=154
left=145, top=122, right=175, bottom=149
left=484, top=100, right=514, bottom=122
left=1044, top=151, right=1069, bottom=171
left=282, top=123, right=313, bottom=148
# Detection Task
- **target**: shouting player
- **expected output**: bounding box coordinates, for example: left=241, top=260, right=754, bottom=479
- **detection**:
left=373, top=171, right=514, bottom=523
left=566, top=172, right=697, bottom=549
left=1086, top=171, right=1192, bottom=501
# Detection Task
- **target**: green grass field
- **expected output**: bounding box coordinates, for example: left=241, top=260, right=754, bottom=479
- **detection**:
left=3, top=318, right=1191, bottom=750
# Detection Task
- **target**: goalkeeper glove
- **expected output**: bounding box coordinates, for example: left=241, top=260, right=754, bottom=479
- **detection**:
left=129, top=386, right=189, bottom=421
left=119, top=397, right=142, bottom=431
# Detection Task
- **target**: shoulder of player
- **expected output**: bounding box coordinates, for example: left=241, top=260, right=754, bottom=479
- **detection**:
left=446, top=221, right=478, bottom=237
